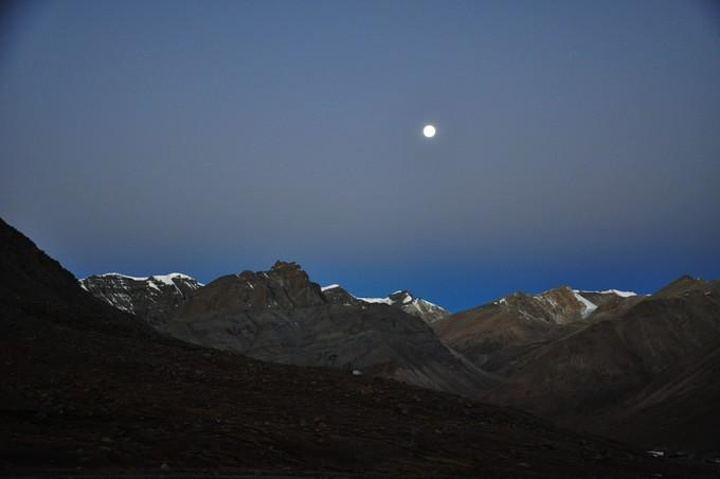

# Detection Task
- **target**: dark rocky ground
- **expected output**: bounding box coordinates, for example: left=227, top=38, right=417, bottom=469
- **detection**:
left=3, top=304, right=718, bottom=479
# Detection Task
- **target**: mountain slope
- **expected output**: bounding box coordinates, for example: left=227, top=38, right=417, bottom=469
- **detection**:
left=483, top=277, right=720, bottom=428
left=80, top=272, right=202, bottom=326
left=4, top=218, right=709, bottom=478
left=432, top=287, right=638, bottom=373
left=603, top=337, right=720, bottom=455
left=161, top=261, right=492, bottom=396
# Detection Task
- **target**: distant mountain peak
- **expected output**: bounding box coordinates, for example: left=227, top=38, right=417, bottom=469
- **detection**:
left=271, top=260, right=302, bottom=272
left=80, top=272, right=202, bottom=324
left=322, top=284, right=449, bottom=323
left=652, top=274, right=708, bottom=298
left=487, top=285, right=642, bottom=323
left=388, top=290, right=415, bottom=304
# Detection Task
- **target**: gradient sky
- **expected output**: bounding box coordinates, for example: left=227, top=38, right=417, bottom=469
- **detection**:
left=1, top=0, right=719, bottom=311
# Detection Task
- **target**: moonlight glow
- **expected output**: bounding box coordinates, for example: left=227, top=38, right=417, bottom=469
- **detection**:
left=423, top=124, right=436, bottom=138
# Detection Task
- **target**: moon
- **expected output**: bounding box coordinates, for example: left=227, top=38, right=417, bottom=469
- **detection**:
left=423, top=124, right=436, bottom=138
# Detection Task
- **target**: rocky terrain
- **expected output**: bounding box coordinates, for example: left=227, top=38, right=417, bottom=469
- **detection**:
left=433, top=278, right=720, bottom=457
left=6, top=217, right=715, bottom=478
left=80, top=273, right=202, bottom=326
left=321, top=284, right=450, bottom=323
left=354, top=288, right=450, bottom=323
left=159, top=262, right=491, bottom=396
left=431, top=286, right=639, bottom=373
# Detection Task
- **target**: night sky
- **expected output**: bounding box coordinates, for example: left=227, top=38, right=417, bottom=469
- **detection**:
left=2, top=0, right=719, bottom=311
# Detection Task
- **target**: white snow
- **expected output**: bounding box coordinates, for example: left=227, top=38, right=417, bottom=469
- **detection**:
left=321, top=283, right=447, bottom=319
left=151, top=273, right=194, bottom=285
left=576, top=288, right=637, bottom=298
left=97, top=272, right=150, bottom=281
left=572, top=291, right=598, bottom=318
left=94, top=272, right=199, bottom=285
left=599, top=289, right=637, bottom=297
left=421, top=298, right=441, bottom=308
left=88, top=272, right=203, bottom=289
left=357, top=296, right=393, bottom=305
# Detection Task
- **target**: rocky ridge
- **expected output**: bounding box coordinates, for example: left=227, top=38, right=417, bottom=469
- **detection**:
left=432, top=286, right=638, bottom=373
left=160, top=261, right=493, bottom=396
left=80, top=272, right=202, bottom=326
left=323, top=284, right=450, bottom=323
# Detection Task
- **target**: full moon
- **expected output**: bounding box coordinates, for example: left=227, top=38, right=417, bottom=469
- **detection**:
left=423, top=124, right=436, bottom=138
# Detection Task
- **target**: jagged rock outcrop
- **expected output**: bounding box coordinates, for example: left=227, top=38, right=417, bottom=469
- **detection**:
left=80, top=272, right=202, bottom=326
left=161, top=261, right=493, bottom=395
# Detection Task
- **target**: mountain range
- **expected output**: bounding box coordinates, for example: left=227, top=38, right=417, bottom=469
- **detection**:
left=2, top=216, right=719, bottom=476
left=81, top=258, right=720, bottom=459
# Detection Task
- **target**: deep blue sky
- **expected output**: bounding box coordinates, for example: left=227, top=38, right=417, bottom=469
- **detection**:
left=1, top=0, right=719, bottom=311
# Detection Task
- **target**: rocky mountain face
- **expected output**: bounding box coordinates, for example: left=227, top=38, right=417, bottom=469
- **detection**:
left=8, top=218, right=703, bottom=478
left=432, top=287, right=638, bottom=373
left=80, top=272, right=202, bottom=326
left=434, top=277, right=720, bottom=456
left=482, top=277, right=719, bottom=418
left=160, top=261, right=492, bottom=396
left=323, top=284, right=450, bottom=323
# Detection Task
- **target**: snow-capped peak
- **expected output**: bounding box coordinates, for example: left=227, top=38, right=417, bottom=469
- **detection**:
left=321, top=284, right=449, bottom=323
left=598, top=289, right=637, bottom=298
left=87, top=272, right=203, bottom=287
left=574, top=288, right=637, bottom=298
left=357, top=296, right=394, bottom=305
left=97, top=272, right=150, bottom=281
left=150, top=273, right=199, bottom=286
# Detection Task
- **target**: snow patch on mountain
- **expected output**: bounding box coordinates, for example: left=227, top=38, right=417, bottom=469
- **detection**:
left=357, top=296, right=394, bottom=305
left=95, top=272, right=203, bottom=287
left=588, top=289, right=637, bottom=298
left=152, top=273, right=200, bottom=286
left=572, top=291, right=598, bottom=318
